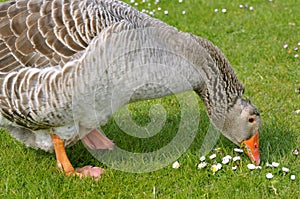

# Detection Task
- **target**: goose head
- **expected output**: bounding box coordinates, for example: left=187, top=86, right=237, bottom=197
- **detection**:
left=222, top=98, right=261, bottom=165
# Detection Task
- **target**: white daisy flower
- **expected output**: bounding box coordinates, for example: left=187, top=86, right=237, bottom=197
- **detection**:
left=288, top=22, right=296, bottom=26
left=224, top=155, right=232, bottom=160
left=266, top=163, right=274, bottom=168
left=164, top=10, right=168, bottom=15
left=172, top=161, right=180, bottom=169
left=209, top=154, right=217, bottom=160
left=234, top=148, right=244, bottom=153
left=282, top=167, right=290, bottom=172
left=291, top=175, right=296, bottom=180
left=266, top=173, right=274, bottom=179
left=221, top=8, right=227, bottom=13
left=216, top=163, right=222, bottom=170
left=222, top=157, right=230, bottom=165
left=199, top=156, right=206, bottom=162
left=271, top=162, right=279, bottom=168
left=197, top=162, right=208, bottom=169
left=233, top=156, right=241, bottom=162
left=232, top=166, right=237, bottom=171
left=247, top=164, right=256, bottom=170
left=211, top=164, right=219, bottom=173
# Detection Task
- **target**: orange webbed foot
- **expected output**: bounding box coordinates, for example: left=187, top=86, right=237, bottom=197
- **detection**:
left=51, top=134, right=105, bottom=180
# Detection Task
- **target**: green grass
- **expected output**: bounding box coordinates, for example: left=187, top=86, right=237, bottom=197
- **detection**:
left=1, top=0, right=300, bottom=198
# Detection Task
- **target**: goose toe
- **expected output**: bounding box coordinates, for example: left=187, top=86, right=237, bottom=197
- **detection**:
left=75, top=166, right=105, bottom=181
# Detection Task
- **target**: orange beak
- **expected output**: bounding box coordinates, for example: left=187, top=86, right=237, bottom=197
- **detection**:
left=241, top=132, right=260, bottom=165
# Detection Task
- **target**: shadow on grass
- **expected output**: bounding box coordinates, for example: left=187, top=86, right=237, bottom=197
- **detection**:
left=1, top=97, right=297, bottom=172
left=67, top=108, right=298, bottom=170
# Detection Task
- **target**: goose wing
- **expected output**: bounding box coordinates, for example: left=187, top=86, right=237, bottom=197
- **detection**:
left=0, top=0, right=148, bottom=72
left=0, top=18, right=209, bottom=131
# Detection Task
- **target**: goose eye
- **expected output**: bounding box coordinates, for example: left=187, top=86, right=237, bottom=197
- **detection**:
left=248, top=116, right=255, bottom=124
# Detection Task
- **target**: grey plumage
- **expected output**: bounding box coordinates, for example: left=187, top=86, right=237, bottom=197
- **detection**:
left=0, top=0, right=260, bottom=155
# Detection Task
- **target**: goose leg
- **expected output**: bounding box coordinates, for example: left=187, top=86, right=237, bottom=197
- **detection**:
left=51, top=134, right=105, bottom=180
left=51, top=134, right=75, bottom=175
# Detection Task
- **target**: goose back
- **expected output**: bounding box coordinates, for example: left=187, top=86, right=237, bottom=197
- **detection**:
left=0, top=0, right=155, bottom=72
left=0, top=0, right=167, bottom=130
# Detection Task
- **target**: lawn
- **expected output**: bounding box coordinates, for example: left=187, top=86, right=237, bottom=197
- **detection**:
left=0, top=0, right=299, bottom=198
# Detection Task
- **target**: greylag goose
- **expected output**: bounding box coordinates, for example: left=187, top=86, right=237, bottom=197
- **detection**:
left=0, top=0, right=261, bottom=179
